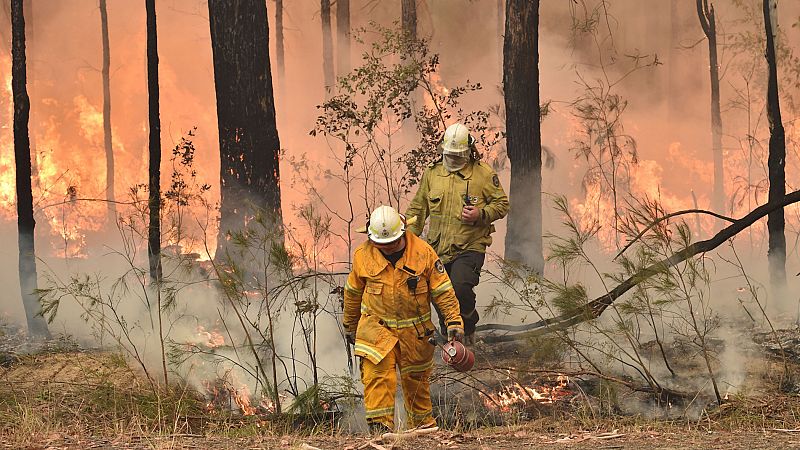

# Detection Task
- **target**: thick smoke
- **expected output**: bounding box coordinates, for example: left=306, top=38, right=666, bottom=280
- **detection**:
left=0, top=0, right=799, bottom=411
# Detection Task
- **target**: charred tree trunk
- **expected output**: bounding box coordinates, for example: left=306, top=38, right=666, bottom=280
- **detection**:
left=22, top=0, right=54, bottom=247
left=402, top=0, right=417, bottom=40
left=146, top=0, right=162, bottom=282
left=208, top=0, right=283, bottom=255
left=275, top=0, right=284, bottom=81
left=763, top=0, right=786, bottom=288
left=100, top=0, right=116, bottom=224
left=11, top=0, right=49, bottom=338
left=336, top=0, right=350, bottom=78
left=696, top=0, right=724, bottom=220
left=22, top=0, right=36, bottom=189
left=503, top=0, right=543, bottom=274
left=321, top=0, right=334, bottom=95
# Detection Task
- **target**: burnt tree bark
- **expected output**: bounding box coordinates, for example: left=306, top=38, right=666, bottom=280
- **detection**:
left=763, top=0, right=786, bottom=288
left=11, top=0, right=49, bottom=338
left=321, top=0, right=334, bottom=94
left=146, top=0, right=162, bottom=282
left=335, top=0, right=350, bottom=78
left=502, top=0, right=543, bottom=274
left=21, top=0, right=55, bottom=246
left=480, top=189, right=800, bottom=343
left=402, top=0, right=417, bottom=40
left=100, top=0, right=116, bottom=224
left=208, top=0, right=283, bottom=254
left=696, top=0, right=724, bottom=220
left=22, top=0, right=37, bottom=190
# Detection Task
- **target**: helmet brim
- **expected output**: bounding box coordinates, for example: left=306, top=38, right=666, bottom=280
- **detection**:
left=363, top=215, right=416, bottom=241
left=369, top=231, right=404, bottom=244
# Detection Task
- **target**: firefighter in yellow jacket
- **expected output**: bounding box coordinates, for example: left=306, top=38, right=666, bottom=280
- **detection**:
left=405, top=123, right=509, bottom=340
left=343, top=205, right=464, bottom=433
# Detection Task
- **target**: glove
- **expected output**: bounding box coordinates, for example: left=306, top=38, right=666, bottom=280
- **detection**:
left=345, top=330, right=356, bottom=346
left=447, top=326, right=464, bottom=342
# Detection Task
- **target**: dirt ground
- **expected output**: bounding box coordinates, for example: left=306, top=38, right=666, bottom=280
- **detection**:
left=4, top=328, right=800, bottom=449
left=11, top=424, right=800, bottom=449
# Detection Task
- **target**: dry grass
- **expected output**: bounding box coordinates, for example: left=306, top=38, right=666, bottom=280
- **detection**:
left=0, top=351, right=203, bottom=447
left=2, top=349, right=800, bottom=449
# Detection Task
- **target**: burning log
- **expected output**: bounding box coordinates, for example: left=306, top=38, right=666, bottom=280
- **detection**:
left=478, top=190, right=800, bottom=343
left=482, top=376, right=572, bottom=412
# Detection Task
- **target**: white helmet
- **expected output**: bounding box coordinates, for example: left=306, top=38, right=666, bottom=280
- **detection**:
left=441, top=123, right=473, bottom=157
left=368, top=205, right=405, bottom=244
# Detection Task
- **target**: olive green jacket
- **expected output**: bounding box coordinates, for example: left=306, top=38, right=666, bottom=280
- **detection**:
left=405, top=160, right=509, bottom=264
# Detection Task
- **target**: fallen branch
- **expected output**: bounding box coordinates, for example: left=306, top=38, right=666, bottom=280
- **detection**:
left=355, top=439, right=388, bottom=450
left=470, top=366, right=694, bottom=403
left=381, top=426, right=439, bottom=441
left=368, top=442, right=388, bottom=450
left=478, top=190, right=800, bottom=343
left=300, top=444, right=324, bottom=450
left=546, top=429, right=625, bottom=444
left=613, top=208, right=736, bottom=260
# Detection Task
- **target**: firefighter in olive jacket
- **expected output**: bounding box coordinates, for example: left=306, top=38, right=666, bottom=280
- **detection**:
left=343, top=205, right=464, bottom=433
left=405, top=123, right=509, bottom=340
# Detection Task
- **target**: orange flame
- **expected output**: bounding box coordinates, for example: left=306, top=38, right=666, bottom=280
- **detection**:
left=231, top=384, right=257, bottom=416
left=483, top=375, right=571, bottom=411
left=196, top=325, right=225, bottom=349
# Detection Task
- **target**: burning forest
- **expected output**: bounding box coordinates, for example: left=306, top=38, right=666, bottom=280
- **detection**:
left=2, top=0, right=800, bottom=449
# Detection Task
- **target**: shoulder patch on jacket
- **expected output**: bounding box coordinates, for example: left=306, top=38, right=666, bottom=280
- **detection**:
left=434, top=259, right=445, bottom=274
left=492, top=174, right=500, bottom=187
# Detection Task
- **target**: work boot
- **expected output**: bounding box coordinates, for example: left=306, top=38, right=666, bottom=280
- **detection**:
left=464, top=333, right=475, bottom=346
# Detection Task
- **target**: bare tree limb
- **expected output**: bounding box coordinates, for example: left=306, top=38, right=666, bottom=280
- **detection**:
left=614, top=208, right=736, bottom=260
left=696, top=0, right=710, bottom=37
left=478, top=190, right=800, bottom=343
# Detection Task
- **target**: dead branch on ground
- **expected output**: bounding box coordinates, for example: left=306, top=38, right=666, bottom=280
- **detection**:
left=478, top=190, right=800, bottom=343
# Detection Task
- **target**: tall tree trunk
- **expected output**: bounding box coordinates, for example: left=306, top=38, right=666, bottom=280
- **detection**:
left=146, top=0, right=162, bottom=282
left=11, top=0, right=49, bottom=338
left=321, top=0, right=334, bottom=95
left=696, top=0, right=724, bottom=220
left=275, top=0, right=284, bottom=81
left=22, top=0, right=36, bottom=189
left=100, top=0, right=116, bottom=224
left=336, top=0, right=350, bottom=78
left=208, top=0, right=283, bottom=255
left=402, top=0, right=417, bottom=40
left=503, top=0, right=543, bottom=274
left=763, top=0, right=786, bottom=288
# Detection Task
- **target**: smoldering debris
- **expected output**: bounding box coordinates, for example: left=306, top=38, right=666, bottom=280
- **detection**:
left=0, top=322, right=81, bottom=361
left=753, top=328, right=800, bottom=364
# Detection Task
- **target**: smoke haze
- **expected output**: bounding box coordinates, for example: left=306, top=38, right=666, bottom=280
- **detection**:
left=0, top=0, right=799, bottom=408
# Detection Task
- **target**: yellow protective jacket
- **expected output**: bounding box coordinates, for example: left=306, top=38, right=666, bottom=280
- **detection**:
left=405, top=160, right=509, bottom=264
left=343, top=231, right=463, bottom=364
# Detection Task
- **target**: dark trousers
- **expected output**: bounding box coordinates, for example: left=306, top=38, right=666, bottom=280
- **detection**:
left=437, top=251, right=485, bottom=336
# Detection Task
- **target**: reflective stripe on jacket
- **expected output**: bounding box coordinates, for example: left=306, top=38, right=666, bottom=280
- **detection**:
left=343, top=231, right=463, bottom=364
left=405, top=160, right=509, bottom=264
